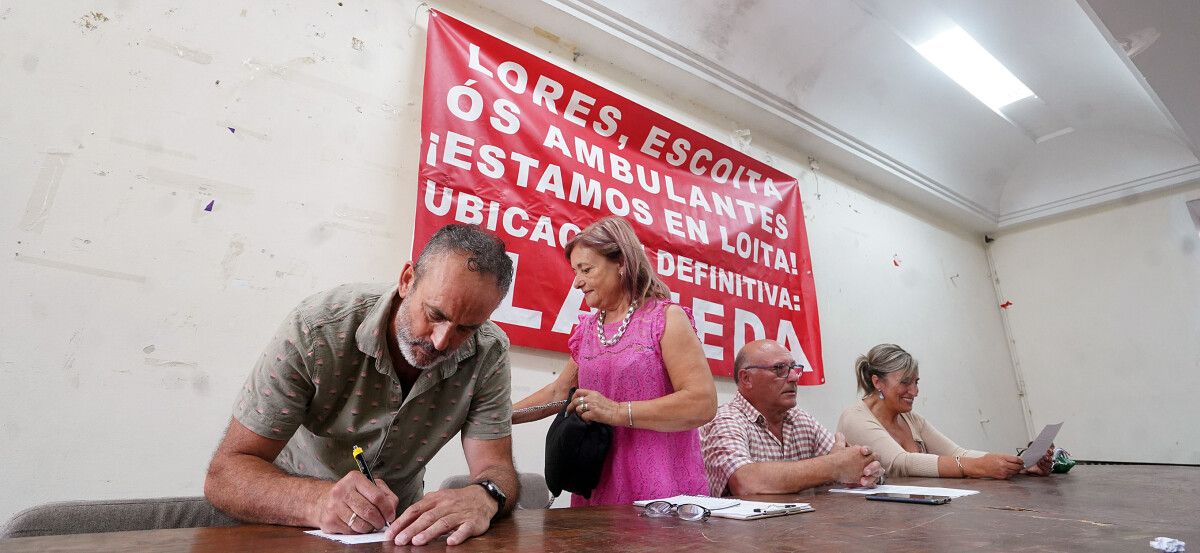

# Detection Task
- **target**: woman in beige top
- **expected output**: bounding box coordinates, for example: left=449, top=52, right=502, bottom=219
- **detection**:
left=837, top=344, right=1053, bottom=479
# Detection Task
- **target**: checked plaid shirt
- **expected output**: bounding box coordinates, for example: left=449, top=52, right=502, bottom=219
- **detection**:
left=699, top=392, right=836, bottom=497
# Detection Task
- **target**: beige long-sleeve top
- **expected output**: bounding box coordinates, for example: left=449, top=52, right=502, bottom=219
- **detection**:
left=836, top=400, right=985, bottom=478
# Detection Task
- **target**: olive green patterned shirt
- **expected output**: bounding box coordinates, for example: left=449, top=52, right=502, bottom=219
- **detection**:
left=233, top=282, right=512, bottom=511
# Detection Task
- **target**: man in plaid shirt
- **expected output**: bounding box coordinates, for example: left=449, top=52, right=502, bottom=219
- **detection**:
left=700, top=340, right=884, bottom=496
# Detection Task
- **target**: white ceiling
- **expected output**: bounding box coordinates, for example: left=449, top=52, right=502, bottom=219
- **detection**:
left=490, top=0, right=1200, bottom=231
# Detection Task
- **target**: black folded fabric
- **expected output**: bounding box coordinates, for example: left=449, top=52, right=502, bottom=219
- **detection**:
left=544, top=387, right=612, bottom=499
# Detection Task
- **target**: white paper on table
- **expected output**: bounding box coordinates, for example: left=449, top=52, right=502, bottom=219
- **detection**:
left=633, top=494, right=741, bottom=510
left=304, top=529, right=390, bottom=544
left=829, top=484, right=979, bottom=498
left=1020, top=422, right=1063, bottom=468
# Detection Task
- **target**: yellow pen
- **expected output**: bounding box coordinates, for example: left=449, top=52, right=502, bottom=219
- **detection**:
left=352, top=445, right=375, bottom=482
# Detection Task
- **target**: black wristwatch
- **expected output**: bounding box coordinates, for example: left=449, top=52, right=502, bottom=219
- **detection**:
left=474, top=479, right=506, bottom=516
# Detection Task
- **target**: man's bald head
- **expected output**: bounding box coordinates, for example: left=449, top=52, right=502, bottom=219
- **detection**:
left=733, top=339, right=791, bottom=383
left=733, top=339, right=802, bottom=416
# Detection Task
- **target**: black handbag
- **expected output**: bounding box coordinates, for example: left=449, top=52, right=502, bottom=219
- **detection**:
left=544, top=387, right=613, bottom=499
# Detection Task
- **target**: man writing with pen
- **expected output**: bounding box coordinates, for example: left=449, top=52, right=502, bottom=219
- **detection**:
left=205, top=225, right=517, bottom=546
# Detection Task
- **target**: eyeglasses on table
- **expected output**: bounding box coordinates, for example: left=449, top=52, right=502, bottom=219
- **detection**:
left=639, top=500, right=711, bottom=521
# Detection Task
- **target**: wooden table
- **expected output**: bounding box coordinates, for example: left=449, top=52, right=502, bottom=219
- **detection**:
left=2, top=466, right=1195, bottom=552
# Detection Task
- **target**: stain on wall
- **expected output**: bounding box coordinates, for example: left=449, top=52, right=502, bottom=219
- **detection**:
left=76, top=11, right=109, bottom=32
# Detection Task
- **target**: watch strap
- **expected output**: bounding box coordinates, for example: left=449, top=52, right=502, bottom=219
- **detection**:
left=474, top=480, right=506, bottom=516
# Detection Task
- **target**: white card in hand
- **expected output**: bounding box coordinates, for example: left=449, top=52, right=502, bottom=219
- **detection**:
left=1020, top=422, right=1063, bottom=469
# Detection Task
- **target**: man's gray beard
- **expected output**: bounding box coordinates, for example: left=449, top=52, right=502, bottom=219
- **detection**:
left=395, top=318, right=461, bottom=369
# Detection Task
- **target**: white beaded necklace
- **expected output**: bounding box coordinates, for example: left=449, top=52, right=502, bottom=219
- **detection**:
left=596, top=300, right=638, bottom=347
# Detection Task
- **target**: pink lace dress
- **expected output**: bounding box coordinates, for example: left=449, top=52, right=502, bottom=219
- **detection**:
left=567, top=299, right=709, bottom=507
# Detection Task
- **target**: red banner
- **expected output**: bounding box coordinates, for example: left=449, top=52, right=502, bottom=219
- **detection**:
left=416, top=11, right=823, bottom=383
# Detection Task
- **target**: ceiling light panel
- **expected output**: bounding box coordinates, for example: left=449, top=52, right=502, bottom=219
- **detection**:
left=916, top=26, right=1035, bottom=110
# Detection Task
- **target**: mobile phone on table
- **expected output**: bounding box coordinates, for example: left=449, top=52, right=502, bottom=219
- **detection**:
left=865, top=493, right=951, bottom=505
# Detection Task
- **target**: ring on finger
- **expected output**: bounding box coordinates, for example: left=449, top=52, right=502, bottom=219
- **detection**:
left=577, top=396, right=585, bottom=404
left=347, top=512, right=358, bottom=528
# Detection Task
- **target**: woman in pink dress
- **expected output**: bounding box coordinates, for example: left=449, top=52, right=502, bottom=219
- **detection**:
left=513, top=216, right=717, bottom=506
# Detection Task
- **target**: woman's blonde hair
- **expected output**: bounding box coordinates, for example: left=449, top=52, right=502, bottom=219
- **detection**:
left=564, top=216, right=670, bottom=302
left=855, top=343, right=919, bottom=395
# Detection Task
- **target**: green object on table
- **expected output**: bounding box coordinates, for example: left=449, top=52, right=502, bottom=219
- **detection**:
left=1051, top=447, right=1076, bottom=473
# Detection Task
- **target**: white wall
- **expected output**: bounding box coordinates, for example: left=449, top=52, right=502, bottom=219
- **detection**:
left=0, top=1, right=1026, bottom=523
left=989, top=183, right=1200, bottom=464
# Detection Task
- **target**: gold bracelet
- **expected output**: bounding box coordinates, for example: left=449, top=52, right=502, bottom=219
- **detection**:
left=626, top=401, right=634, bottom=427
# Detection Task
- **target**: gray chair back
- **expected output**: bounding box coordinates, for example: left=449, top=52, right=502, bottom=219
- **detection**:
left=0, top=496, right=239, bottom=539
left=439, top=472, right=552, bottom=509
